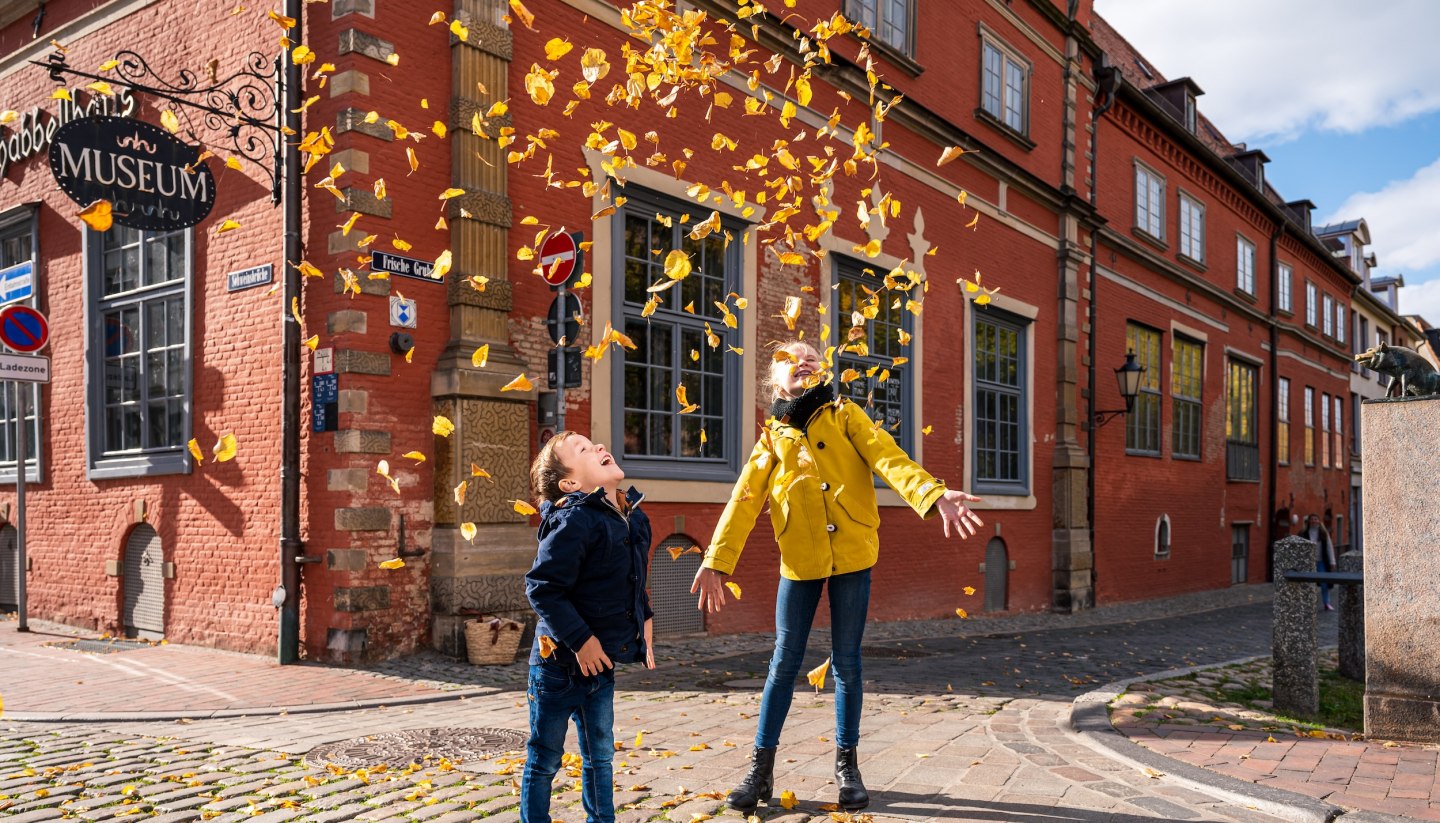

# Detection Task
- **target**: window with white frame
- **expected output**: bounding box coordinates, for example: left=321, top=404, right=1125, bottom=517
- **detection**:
left=1336, top=304, right=1346, bottom=345
left=835, top=257, right=913, bottom=453
left=1125, top=323, right=1162, bottom=455
left=1306, top=281, right=1317, bottom=327
left=1236, top=236, right=1255, bottom=295
left=1277, top=377, right=1290, bottom=465
left=615, top=189, right=743, bottom=479
left=846, top=0, right=914, bottom=56
left=1303, top=386, right=1315, bottom=466
left=1321, top=392, right=1331, bottom=469
left=87, top=225, right=192, bottom=478
left=1332, top=396, right=1343, bottom=470
left=0, top=209, right=41, bottom=483
left=1134, top=164, right=1164, bottom=240
left=1323, top=293, right=1334, bottom=337
left=981, top=38, right=1029, bottom=135
left=1171, top=336, right=1202, bottom=459
left=1278, top=263, right=1293, bottom=313
left=1179, top=194, right=1204, bottom=262
left=972, top=309, right=1030, bottom=495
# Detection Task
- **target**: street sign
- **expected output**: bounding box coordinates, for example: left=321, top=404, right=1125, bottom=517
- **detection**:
left=539, top=231, right=579, bottom=286
left=0, top=305, right=48, bottom=353
left=0, top=353, right=49, bottom=383
left=546, top=293, right=582, bottom=344
left=314, top=346, right=335, bottom=375
left=389, top=295, right=417, bottom=328
left=226, top=264, right=273, bottom=292
left=547, top=347, right=582, bottom=389
left=0, top=261, right=34, bottom=306
left=312, top=373, right=339, bottom=433
left=370, top=250, right=442, bottom=283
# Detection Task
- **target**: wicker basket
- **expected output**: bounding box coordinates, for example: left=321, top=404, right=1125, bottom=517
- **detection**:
left=464, top=616, right=524, bottom=665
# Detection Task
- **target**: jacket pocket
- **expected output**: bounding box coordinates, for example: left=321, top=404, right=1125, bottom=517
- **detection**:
left=769, top=496, right=796, bottom=538
left=834, top=488, right=881, bottom=529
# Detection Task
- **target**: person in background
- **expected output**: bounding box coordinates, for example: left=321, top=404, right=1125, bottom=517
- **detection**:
left=1303, top=512, right=1337, bottom=611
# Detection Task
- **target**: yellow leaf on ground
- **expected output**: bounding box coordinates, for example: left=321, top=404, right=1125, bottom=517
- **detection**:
left=725, top=581, right=742, bottom=600
left=432, top=415, right=456, bottom=437
left=807, top=658, right=830, bottom=691
left=212, top=433, right=238, bottom=462
left=379, top=558, right=405, bottom=570
left=501, top=373, right=533, bottom=392
left=513, top=499, right=538, bottom=516
left=955, top=608, right=969, bottom=619
left=78, top=200, right=114, bottom=231
left=779, top=790, right=798, bottom=810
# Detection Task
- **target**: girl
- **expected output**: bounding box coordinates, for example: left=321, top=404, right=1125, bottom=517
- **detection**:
left=692, top=340, right=983, bottom=813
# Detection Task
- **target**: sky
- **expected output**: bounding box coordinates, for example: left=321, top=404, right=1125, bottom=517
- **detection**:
left=1095, top=0, right=1440, bottom=327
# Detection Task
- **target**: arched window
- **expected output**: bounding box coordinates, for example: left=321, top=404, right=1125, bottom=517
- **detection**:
left=1155, top=515, right=1171, bottom=559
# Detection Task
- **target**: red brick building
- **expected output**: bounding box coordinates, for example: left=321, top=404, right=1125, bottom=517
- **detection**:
left=0, top=0, right=1360, bottom=662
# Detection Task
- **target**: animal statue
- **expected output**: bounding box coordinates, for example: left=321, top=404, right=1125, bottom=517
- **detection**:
left=1353, top=342, right=1440, bottom=398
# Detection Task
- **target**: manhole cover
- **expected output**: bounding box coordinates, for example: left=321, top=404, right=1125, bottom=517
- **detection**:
left=306, top=727, right=528, bottom=768
left=46, top=639, right=152, bottom=654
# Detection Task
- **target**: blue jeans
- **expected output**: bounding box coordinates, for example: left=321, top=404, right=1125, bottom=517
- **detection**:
left=756, top=568, right=871, bottom=750
left=520, top=663, right=616, bottom=823
left=1317, top=560, right=1332, bottom=607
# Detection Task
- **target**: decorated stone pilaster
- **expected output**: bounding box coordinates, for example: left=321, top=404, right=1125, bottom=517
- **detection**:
left=429, top=0, right=535, bottom=658
left=1272, top=535, right=1319, bottom=718
left=1362, top=396, right=1440, bottom=741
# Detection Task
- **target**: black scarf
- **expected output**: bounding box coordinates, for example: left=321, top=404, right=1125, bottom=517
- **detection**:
left=770, top=383, right=836, bottom=432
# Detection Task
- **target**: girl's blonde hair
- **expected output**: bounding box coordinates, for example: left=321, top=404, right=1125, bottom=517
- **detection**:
left=530, top=431, right=579, bottom=506
left=764, top=338, right=822, bottom=402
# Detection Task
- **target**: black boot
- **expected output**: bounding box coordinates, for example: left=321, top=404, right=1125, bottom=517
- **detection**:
left=835, top=747, right=869, bottom=811
left=726, top=746, right=776, bottom=812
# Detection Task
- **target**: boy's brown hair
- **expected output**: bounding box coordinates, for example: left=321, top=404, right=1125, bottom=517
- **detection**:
left=530, top=431, right=579, bottom=506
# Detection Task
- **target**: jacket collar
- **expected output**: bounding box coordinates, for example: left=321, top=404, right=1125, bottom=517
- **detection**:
left=541, top=485, right=645, bottom=518
left=769, top=383, right=836, bottom=432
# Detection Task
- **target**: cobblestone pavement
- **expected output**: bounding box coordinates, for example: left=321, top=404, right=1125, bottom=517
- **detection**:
left=1112, top=651, right=1440, bottom=821
left=0, top=585, right=1321, bottom=823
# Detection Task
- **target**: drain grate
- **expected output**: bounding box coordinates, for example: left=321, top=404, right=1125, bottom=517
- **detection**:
left=47, top=639, right=152, bottom=654
left=306, top=727, right=529, bottom=768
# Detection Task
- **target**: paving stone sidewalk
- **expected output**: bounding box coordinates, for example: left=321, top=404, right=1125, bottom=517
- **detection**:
left=1111, top=652, right=1440, bottom=821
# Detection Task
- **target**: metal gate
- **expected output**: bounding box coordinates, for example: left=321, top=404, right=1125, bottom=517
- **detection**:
left=123, top=524, right=164, bottom=638
left=648, top=534, right=704, bottom=636
left=1231, top=524, right=1249, bottom=585
left=0, top=524, right=15, bottom=610
left=983, top=537, right=1008, bottom=612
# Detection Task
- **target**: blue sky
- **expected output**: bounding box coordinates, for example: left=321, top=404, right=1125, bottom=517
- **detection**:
left=1097, top=0, right=1440, bottom=326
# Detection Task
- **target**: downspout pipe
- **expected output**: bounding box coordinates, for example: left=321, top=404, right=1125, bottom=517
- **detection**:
left=1086, top=59, right=1121, bottom=598
left=1267, top=226, right=1282, bottom=581
left=278, top=0, right=305, bottom=664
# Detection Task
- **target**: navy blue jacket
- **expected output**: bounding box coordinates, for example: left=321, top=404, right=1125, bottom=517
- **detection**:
left=525, top=486, right=653, bottom=667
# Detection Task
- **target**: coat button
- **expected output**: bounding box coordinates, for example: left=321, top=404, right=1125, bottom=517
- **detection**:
left=820, top=482, right=830, bottom=491
left=626, top=610, right=635, bottom=618
left=629, top=574, right=638, bottom=583
left=826, top=524, right=837, bottom=533
left=817, top=441, right=826, bottom=449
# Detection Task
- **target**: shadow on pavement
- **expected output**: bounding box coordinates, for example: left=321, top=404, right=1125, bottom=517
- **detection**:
left=871, top=792, right=1234, bottom=822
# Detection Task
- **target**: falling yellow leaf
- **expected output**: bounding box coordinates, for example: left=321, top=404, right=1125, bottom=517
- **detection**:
left=580, top=47, right=610, bottom=83
left=225, top=156, right=244, bottom=171
left=212, top=433, right=238, bottom=462
left=403, top=451, right=426, bottom=462
left=268, top=10, right=296, bottom=28
left=938, top=146, right=970, bottom=166
left=290, top=297, right=302, bottom=326
left=963, top=586, right=976, bottom=596
left=78, top=200, right=114, bottom=232
left=675, top=384, right=699, bottom=414
left=513, top=499, right=538, bottom=516
left=215, top=219, right=241, bottom=235
left=779, top=790, right=798, bottom=810
left=406, top=146, right=419, bottom=174
left=664, top=249, right=692, bottom=281
left=460, top=522, right=477, bottom=541
left=501, top=373, right=533, bottom=392
left=51, top=88, right=73, bottom=102
left=187, top=438, right=204, bottom=465
left=85, top=80, right=114, bottom=96
left=454, top=480, right=467, bottom=506
left=304, top=335, right=319, bottom=350
left=379, top=558, right=406, bottom=570
left=471, top=344, right=490, bottom=368
left=432, top=249, right=452, bottom=279
left=724, top=581, right=742, bottom=600
left=160, top=109, right=180, bottom=133
left=508, top=0, right=535, bottom=28
left=0, top=110, right=17, bottom=124
left=471, top=463, right=491, bottom=479
left=539, top=635, right=559, bottom=658
left=449, top=19, right=469, bottom=41
left=544, top=38, right=573, bottom=61
left=807, top=657, right=830, bottom=691
left=433, top=415, right=456, bottom=437
left=955, top=608, right=969, bottom=619
left=439, top=187, right=466, bottom=200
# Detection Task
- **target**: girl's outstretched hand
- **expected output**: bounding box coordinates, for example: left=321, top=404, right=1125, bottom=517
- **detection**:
left=936, top=490, right=985, bottom=538
left=691, top=566, right=728, bottom=613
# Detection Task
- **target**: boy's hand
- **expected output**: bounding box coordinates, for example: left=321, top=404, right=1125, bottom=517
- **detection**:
left=692, top=567, right=727, bottom=613
left=644, top=618, right=655, bottom=669
left=576, top=636, right=613, bottom=676
left=936, top=490, right=985, bottom=538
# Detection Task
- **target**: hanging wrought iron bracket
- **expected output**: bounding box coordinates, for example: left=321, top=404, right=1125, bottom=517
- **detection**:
left=1090, top=409, right=1128, bottom=430
left=31, top=49, right=285, bottom=203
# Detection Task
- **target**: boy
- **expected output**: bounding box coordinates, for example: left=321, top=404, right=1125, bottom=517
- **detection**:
left=522, top=432, right=655, bottom=823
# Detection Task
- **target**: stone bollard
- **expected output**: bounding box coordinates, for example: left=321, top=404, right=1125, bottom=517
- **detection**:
left=1273, top=535, right=1319, bottom=718
left=1338, top=550, right=1364, bottom=682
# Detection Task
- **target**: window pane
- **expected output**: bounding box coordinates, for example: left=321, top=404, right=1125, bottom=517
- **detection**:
left=982, top=45, right=1002, bottom=116
left=974, top=315, right=1026, bottom=486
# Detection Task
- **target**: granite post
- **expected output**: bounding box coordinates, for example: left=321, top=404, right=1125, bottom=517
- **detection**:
left=1272, top=535, right=1319, bottom=718
left=1362, top=396, right=1440, bottom=742
left=1338, top=549, right=1364, bottom=682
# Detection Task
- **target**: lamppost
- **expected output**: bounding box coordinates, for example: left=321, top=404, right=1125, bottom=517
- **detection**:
left=1091, top=351, right=1145, bottom=429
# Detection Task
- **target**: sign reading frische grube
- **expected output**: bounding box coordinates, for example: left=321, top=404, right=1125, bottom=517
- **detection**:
left=48, top=115, right=216, bottom=232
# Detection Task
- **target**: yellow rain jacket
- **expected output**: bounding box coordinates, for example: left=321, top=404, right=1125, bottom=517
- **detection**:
left=703, top=398, right=948, bottom=581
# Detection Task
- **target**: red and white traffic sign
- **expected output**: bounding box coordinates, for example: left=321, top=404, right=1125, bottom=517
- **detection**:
left=0, top=305, right=48, bottom=353
left=539, top=230, right=578, bottom=286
